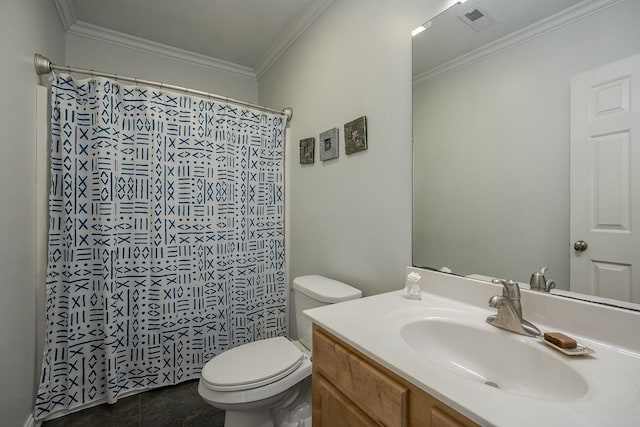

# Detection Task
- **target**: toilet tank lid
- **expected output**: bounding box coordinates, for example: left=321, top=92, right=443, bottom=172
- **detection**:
left=293, top=275, right=362, bottom=303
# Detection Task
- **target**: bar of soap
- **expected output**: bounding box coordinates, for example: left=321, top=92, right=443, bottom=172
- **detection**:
left=544, top=332, right=577, bottom=349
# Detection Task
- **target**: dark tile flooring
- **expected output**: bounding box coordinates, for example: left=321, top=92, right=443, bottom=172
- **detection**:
left=42, top=380, right=225, bottom=427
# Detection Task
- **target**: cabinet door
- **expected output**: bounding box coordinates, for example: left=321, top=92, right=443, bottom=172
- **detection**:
left=313, top=375, right=378, bottom=427
left=313, top=325, right=479, bottom=427
left=313, top=327, right=407, bottom=426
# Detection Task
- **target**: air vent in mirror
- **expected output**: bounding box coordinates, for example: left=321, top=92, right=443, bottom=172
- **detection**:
left=458, top=7, right=497, bottom=32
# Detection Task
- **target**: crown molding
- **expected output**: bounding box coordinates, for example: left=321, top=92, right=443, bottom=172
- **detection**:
left=53, top=0, right=333, bottom=81
left=53, top=0, right=76, bottom=31
left=66, top=20, right=257, bottom=79
left=413, top=0, right=624, bottom=88
left=254, top=0, right=334, bottom=79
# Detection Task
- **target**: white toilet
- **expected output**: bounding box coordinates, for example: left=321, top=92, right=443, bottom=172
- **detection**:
left=198, top=275, right=362, bottom=427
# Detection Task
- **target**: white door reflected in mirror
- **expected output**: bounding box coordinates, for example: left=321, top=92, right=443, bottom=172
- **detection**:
left=570, top=53, right=640, bottom=304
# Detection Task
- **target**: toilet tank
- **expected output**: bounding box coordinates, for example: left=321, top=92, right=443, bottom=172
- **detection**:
left=293, top=275, right=362, bottom=350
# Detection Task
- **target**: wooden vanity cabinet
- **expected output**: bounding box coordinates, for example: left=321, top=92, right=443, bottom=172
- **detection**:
left=312, top=325, right=479, bottom=427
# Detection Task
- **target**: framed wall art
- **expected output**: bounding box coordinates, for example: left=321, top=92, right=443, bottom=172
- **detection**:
left=319, top=127, right=339, bottom=161
left=299, top=137, right=315, bottom=164
left=344, top=116, right=367, bottom=155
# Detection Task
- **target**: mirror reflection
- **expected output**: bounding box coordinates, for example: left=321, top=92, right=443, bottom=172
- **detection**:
left=412, top=0, right=640, bottom=307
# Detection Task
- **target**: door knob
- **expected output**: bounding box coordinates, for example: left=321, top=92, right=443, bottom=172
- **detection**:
left=574, top=240, right=588, bottom=252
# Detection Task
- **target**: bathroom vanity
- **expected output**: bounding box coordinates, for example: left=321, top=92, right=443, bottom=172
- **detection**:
left=305, top=267, right=640, bottom=426
left=313, top=325, right=476, bottom=426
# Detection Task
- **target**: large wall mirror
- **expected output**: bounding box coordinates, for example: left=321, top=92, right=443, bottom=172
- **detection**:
left=412, top=0, right=640, bottom=308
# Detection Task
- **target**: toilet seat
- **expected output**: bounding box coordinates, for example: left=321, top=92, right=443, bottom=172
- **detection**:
left=197, top=276, right=360, bottom=426
left=201, top=337, right=304, bottom=392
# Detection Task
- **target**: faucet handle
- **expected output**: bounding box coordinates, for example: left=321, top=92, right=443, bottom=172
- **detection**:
left=491, top=278, right=521, bottom=299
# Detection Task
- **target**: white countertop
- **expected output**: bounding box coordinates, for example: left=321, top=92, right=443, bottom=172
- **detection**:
left=304, top=269, right=640, bottom=426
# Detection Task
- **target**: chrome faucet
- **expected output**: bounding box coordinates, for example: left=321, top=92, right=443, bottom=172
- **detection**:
left=486, top=279, right=541, bottom=337
left=529, top=267, right=555, bottom=293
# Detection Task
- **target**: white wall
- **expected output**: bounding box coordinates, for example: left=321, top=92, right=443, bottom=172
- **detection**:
left=0, top=1, right=65, bottom=426
left=65, top=33, right=259, bottom=103
left=258, top=0, right=450, bottom=306
left=412, top=0, right=640, bottom=289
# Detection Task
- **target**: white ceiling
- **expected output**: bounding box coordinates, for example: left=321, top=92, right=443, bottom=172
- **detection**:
left=56, top=0, right=332, bottom=77
left=413, top=0, right=586, bottom=78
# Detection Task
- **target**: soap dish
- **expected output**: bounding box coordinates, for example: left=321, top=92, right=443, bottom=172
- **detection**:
left=541, top=338, right=595, bottom=356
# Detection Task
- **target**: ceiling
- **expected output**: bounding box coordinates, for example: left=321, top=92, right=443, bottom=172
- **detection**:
left=55, top=0, right=332, bottom=77
left=412, top=0, right=586, bottom=78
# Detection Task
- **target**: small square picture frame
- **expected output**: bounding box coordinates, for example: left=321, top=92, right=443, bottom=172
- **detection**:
left=344, top=116, right=367, bottom=155
left=299, top=137, right=315, bottom=164
left=319, top=127, right=339, bottom=161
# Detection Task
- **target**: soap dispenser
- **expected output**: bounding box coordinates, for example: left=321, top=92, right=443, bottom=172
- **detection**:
left=529, top=267, right=555, bottom=293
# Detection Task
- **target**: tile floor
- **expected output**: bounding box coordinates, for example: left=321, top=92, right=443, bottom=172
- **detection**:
left=42, top=380, right=225, bottom=427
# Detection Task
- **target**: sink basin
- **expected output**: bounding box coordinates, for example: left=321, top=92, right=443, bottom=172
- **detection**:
left=400, top=318, right=589, bottom=401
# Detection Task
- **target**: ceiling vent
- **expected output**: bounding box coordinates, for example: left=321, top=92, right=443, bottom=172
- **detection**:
left=458, top=6, right=497, bottom=32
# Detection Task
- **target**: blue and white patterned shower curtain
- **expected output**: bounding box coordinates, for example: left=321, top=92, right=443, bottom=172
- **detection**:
left=35, top=74, right=287, bottom=419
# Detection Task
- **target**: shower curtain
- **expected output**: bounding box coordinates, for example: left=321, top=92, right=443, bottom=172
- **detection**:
left=35, top=74, right=287, bottom=419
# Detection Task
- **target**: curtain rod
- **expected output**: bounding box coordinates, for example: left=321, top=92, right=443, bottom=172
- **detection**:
left=34, top=53, right=292, bottom=123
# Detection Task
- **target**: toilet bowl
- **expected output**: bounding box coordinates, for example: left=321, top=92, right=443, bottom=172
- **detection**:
left=198, top=275, right=361, bottom=427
